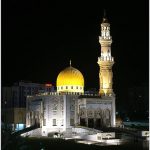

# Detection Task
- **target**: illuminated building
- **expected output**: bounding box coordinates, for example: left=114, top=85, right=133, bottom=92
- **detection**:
left=57, top=60, right=84, bottom=93
left=26, top=14, right=116, bottom=136
left=97, top=11, right=114, bottom=96
left=2, top=81, right=54, bottom=131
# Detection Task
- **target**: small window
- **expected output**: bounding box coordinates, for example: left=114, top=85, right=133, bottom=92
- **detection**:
left=71, top=86, right=73, bottom=89
left=58, top=87, right=59, bottom=90
left=61, top=87, right=63, bottom=89
left=80, top=87, right=82, bottom=90
left=53, top=119, right=57, bottom=126
left=53, top=104, right=58, bottom=111
left=76, top=86, right=78, bottom=89
left=66, top=86, right=68, bottom=89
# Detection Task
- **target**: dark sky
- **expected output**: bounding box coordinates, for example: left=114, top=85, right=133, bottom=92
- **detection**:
left=2, top=1, right=149, bottom=99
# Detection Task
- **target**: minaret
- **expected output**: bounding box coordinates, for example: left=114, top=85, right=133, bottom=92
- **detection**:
left=97, top=11, right=114, bottom=96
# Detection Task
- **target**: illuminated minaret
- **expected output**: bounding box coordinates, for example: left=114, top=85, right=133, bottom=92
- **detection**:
left=97, top=11, right=114, bottom=96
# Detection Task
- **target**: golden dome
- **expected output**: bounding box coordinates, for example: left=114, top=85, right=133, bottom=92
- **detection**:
left=56, top=65, right=84, bottom=93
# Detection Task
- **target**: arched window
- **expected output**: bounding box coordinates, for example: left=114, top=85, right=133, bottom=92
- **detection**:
left=53, top=119, right=57, bottom=126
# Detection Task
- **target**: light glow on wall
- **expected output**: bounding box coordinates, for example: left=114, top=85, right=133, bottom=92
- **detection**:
left=45, top=83, right=52, bottom=87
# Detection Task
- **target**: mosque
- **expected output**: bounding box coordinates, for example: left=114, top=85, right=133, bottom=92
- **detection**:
left=26, top=14, right=116, bottom=136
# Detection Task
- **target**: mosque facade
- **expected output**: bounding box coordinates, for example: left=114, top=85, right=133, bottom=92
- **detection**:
left=26, top=15, right=116, bottom=136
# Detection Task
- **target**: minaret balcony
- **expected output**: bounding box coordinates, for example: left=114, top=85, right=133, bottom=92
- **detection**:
left=99, top=40, right=112, bottom=46
left=99, top=36, right=112, bottom=40
left=98, top=57, right=114, bottom=62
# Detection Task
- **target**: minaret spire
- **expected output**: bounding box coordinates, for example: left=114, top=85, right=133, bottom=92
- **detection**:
left=102, top=9, right=108, bottom=23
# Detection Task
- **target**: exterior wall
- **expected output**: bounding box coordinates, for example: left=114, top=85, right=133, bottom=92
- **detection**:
left=42, top=95, right=64, bottom=131
left=2, top=81, right=54, bottom=109
left=78, top=96, right=116, bottom=127
left=26, top=93, right=116, bottom=136
left=65, top=95, right=78, bottom=128
left=2, top=108, right=14, bottom=124
left=2, top=87, right=13, bottom=108
left=26, top=97, right=43, bottom=127
left=14, top=108, right=26, bottom=124
left=111, top=96, right=116, bottom=127
left=41, top=94, right=78, bottom=135
left=12, top=86, right=20, bottom=107
left=2, top=81, right=54, bottom=130
left=2, top=107, right=26, bottom=131
left=27, top=94, right=78, bottom=136
left=2, top=87, right=13, bottom=124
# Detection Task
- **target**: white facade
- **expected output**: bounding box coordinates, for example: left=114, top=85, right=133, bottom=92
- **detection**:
left=26, top=93, right=115, bottom=136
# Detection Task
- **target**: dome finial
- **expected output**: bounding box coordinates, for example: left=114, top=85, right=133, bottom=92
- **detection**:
left=70, top=59, right=71, bottom=66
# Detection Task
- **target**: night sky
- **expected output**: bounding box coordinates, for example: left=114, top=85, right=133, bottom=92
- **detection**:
left=2, top=1, right=149, bottom=104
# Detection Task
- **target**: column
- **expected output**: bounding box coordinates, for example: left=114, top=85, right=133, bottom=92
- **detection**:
left=86, top=109, right=88, bottom=127
left=111, top=97, right=116, bottom=127
left=74, top=99, right=78, bottom=126
left=40, top=101, right=43, bottom=128
left=63, top=95, right=67, bottom=131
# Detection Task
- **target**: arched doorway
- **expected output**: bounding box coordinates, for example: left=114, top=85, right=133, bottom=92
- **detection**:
left=88, top=118, right=94, bottom=128
left=95, top=118, right=102, bottom=128
left=80, top=118, right=86, bottom=126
